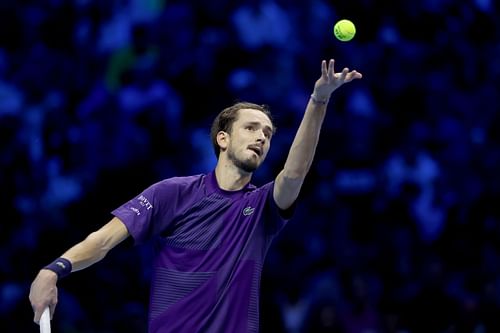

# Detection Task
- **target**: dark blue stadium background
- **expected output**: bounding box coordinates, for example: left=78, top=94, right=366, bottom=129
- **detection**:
left=1, top=0, right=500, bottom=332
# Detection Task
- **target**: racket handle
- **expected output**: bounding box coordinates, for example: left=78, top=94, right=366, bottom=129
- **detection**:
left=40, top=307, right=51, bottom=333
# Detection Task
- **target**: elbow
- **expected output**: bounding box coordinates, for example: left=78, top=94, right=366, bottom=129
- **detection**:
left=85, top=232, right=111, bottom=259
left=283, top=166, right=310, bottom=181
left=283, top=157, right=313, bottom=180
left=280, top=171, right=306, bottom=190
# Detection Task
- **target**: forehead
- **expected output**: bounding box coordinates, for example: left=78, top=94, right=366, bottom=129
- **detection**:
left=235, top=108, right=273, bottom=128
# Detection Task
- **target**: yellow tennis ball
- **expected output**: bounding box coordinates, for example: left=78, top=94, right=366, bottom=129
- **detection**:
left=333, top=19, right=356, bottom=42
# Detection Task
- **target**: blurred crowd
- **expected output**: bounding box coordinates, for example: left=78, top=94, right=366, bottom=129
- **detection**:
left=1, top=0, right=500, bottom=332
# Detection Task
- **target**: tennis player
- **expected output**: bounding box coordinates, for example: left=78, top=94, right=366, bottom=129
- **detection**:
left=29, top=59, right=362, bottom=332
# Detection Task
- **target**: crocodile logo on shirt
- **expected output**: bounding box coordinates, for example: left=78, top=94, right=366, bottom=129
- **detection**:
left=242, top=206, right=255, bottom=216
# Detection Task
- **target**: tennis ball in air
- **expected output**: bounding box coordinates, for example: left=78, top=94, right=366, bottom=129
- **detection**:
left=333, top=19, right=356, bottom=42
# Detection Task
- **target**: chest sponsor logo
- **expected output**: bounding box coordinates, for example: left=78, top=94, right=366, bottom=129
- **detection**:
left=242, top=206, right=255, bottom=216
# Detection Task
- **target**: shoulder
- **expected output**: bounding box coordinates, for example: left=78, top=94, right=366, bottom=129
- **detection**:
left=143, top=174, right=206, bottom=205
left=153, top=174, right=205, bottom=191
left=245, top=180, right=273, bottom=197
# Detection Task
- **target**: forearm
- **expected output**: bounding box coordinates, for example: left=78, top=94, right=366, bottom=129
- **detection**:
left=57, top=217, right=129, bottom=272
left=59, top=232, right=112, bottom=272
left=273, top=59, right=361, bottom=210
left=30, top=233, right=107, bottom=322
left=30, top=218, right=128, bottom=323
left=282, top=97, right=327, bottom=179
left=282, top=58, right=360, bottom=179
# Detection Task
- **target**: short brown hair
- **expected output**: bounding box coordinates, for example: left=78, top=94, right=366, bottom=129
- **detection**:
left=210, top=102, right=275, bottom=158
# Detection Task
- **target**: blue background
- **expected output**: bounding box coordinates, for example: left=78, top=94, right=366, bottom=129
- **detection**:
left=1, top=0, right=500, bottom=332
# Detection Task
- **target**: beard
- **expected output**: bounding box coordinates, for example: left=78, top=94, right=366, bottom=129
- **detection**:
left=227, top=147, right=259, bottom=173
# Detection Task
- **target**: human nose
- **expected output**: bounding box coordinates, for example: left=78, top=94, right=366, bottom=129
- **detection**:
left=256, top=130, right=266, bottom=142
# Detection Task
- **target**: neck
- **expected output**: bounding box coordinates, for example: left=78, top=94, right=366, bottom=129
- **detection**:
left=214, top=159, right=252, bottom=191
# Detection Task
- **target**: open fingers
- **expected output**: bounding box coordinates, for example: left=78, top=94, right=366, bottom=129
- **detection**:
left=321, top=60, right=328, bottom=77
left=345, top=70, right=363, bottom=82
left=340, top=68, right=349, bottom=80
left=320, top=58, right=362, bottom=85
left=327, top=59, right=335, bottom=78
left=333, top=67, right=349, bottom=81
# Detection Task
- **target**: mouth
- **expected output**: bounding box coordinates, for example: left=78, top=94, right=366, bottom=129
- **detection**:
left=247, top=145, right=262, bottom=157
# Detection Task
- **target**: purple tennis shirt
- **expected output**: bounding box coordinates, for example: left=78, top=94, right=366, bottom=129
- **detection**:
left=112, top=171, right=292, bottom=333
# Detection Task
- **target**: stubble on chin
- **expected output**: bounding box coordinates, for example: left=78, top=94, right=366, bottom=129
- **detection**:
left=228, top=150, right=259, bottom=173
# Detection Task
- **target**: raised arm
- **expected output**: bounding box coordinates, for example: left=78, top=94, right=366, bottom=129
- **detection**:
left=29, top=217, right=130, bottom=324
left=273, top=59, right=362, bottom=210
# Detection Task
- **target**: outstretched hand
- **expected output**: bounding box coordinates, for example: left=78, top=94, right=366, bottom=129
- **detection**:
left=313, top=59, right=362, bottom=100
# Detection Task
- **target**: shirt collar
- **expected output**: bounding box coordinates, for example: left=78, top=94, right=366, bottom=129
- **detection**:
left=204, top=170, right=255, bottom=199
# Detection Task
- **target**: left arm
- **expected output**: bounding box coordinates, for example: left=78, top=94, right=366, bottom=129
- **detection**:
left=273, top=59, right=362, bottom=210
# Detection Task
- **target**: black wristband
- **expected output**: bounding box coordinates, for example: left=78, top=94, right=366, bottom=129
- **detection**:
left=310, top=94, right=329, bottom=105
left=44, top=257, right=72, bottom=279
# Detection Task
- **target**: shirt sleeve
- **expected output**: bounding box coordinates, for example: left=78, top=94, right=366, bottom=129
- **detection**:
left=262, top=181, right=296, bottom=236
left=111, top=179, right=182, bottom=244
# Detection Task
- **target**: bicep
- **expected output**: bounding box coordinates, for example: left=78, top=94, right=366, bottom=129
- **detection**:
left=273, top=170, right=305, bottom=210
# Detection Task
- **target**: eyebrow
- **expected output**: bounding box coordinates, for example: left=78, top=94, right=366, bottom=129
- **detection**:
left=245, top=121, right=274, bottom=134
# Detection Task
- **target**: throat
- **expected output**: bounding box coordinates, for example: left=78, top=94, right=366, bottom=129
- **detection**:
left=214, top=163, right=252, bottom=191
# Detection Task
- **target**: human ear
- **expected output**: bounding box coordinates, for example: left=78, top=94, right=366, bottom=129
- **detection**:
left=217, top=131, right=229, bottom=152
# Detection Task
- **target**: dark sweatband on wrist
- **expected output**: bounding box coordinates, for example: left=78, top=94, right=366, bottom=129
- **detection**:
left=44, top=257, right=73, bottom=279
left=310, top=94, right=329, bottom=105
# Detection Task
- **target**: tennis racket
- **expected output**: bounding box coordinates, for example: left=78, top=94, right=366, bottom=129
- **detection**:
left=40, top=307, right=51, bottom=333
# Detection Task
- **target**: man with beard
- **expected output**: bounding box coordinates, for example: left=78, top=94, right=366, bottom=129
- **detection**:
left=29, top=59, right=362, bottom=332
